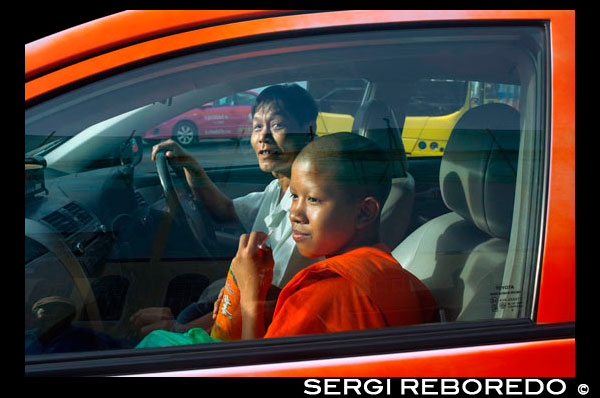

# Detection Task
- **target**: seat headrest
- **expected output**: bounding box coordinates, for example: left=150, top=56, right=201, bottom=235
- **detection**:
left=440, top=103, right=521, bottom=240
left=352, top=100, right=407, bottom=178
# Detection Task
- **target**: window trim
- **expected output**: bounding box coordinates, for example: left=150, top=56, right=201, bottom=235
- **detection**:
left=25, top=319, right=574, bottom=376
left=26, top=18, right=551, bottom=107
left=529, top=21, right=553, bottom=323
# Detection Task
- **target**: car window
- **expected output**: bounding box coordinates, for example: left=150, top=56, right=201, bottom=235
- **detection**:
left=25, top=24, right=546, bottom=369
left=212, top=96, right=233, bottom=107
left=402, top=79, right=522, bottom=156
left=405, top=78, right=469, bottom=117
left=234, top=92, right=258, bottom=106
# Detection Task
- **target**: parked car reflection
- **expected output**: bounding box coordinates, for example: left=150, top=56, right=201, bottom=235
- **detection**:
left=143, top=91, right=258, bottom=146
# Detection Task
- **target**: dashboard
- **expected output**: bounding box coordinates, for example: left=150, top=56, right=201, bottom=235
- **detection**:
left=24, top=162, right=154, bottom=328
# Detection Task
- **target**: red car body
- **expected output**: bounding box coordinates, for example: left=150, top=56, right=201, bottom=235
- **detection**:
left=142, top=91, right=257, bottom=146
left=25, top=10, right=575, bottom=378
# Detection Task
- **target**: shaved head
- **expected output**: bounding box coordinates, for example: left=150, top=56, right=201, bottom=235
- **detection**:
left=294, top=133, right=392, bottom=205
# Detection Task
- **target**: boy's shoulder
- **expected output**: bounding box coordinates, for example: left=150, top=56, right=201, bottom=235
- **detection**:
left=289, top=244, right=436, bottom=323
left=322, top=245, right=436, bottom=324
left=321, top=244, right=402, bottom=275
left=289, top=244, right=407, bottom=292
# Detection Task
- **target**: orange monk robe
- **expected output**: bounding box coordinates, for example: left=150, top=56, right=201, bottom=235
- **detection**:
left=264, top=244, right=437, bottom=338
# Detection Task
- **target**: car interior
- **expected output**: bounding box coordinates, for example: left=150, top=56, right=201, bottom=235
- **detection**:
left=25, top=26, right=543, bottom=354
left=393, top=102, right=522, bottom=322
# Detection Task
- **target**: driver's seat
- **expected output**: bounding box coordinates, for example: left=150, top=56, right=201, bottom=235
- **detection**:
left=352, top=99, right=414, bottom=249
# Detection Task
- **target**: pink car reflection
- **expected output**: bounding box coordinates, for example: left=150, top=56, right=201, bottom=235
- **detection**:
left=144, top=91, right=258, bottom=146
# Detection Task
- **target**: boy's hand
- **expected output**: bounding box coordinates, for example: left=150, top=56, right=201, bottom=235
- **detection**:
left=231, top=231, right=274, bottom=300
left=129, top=307, right=175, bottom=337
left=231, top=231, right=274, bottom=340
left=130, top=307, right=174, bottom=326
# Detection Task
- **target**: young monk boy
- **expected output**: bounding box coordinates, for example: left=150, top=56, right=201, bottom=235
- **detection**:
left=136, top=132, right=435, bottom=347
left=232, top=132, right=436, bottom=340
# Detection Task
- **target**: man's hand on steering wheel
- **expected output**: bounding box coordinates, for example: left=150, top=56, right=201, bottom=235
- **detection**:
left=151, top=139, right=202, bottom=182
left=152, top=139, right=218, bottom=255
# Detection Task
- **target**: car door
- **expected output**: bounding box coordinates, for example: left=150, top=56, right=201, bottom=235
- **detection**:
left=25, top=10, right=574, bottom=379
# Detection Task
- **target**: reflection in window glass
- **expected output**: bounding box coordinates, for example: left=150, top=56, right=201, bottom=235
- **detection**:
left=405, top=79, right=468, bottom=117
left=25, top=26, right=545, bottom=358
left=402, top=79, right=522, bottom=157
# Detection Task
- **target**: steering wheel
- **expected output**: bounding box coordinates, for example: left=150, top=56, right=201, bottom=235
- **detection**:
left=155, top=151, right=217, bottom=256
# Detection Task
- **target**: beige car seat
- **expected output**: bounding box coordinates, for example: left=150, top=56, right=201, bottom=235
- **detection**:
left=352, top=99, right=415, bottom=249
left=392, top=103, right=521, bottom=322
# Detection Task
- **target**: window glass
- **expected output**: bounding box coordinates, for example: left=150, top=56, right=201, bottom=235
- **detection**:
left=25, top=25, right=545, bottom=359
left=212, top=96, right=233, bottom=107
left=402, top=79, right=522, bottom=156
left=405, top=79, right=468, bottom=117
left=234, top=92, right=258, bottom=106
